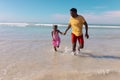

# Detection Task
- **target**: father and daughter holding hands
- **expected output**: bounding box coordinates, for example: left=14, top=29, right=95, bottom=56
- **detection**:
left=51, top=8, right=89, bottom=55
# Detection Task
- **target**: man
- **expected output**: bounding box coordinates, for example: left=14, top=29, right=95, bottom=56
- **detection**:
left=64, top=8, right=89, bottom=55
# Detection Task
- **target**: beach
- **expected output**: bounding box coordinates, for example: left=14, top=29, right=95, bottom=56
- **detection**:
left=0, top=23, right=120, bottom=80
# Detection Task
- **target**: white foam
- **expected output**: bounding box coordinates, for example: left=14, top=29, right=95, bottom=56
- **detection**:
left=35, top=23, right=67, bottom=27
left=0, top=23, right=120, bottom=29
left=64, top=47, right=69, bottom=53
left=86, top=69, right=120, bottom=76
left=0, top=23, right=29, bottom=27
left=0, top=63, right=16, bottom=76
left=35, top=23, right=53, bottom=27
left=0, top=23, right=67, bottom=27
left=89, top=25, right=120, bottom=29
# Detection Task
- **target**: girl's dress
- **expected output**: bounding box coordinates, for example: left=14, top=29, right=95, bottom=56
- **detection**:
left=52, top=31, right=60, bottom=47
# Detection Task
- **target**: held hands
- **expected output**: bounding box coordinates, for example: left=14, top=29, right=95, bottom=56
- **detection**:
left=61, top=32, right=66, bottom=35
left=63, top=32, right=66, bottom=35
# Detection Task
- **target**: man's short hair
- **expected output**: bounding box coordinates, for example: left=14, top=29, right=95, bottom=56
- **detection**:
left=70, top=8, right=77, bottom=13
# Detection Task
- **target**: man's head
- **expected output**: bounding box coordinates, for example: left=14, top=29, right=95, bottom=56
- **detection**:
left=70, top=8, right=77, bottom=18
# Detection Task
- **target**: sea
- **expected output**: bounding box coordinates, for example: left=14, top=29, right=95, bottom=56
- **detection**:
left=0, top=23, right=120, bottom=80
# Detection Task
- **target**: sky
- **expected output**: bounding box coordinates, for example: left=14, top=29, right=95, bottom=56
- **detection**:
left=0, top=0, right=120, bottom=24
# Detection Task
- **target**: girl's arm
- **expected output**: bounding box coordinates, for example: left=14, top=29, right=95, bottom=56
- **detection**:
left=58, top=30, right=64, bottom=35
left=51, top=31, right=53, bottom=38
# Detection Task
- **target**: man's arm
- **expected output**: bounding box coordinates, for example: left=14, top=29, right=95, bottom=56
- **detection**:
left=84, top=21, right=89, bottom=39
left=64, top=24, right=71, bottom=35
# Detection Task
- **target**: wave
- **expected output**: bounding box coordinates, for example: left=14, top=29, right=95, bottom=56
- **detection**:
left=0, top=23, right=29, bottom=27
left=89, top=25, right=120, bottom=29
left=0, top=23, right=67, bottom=27
left=0, top=23, right=120, bottom=28
left=35, top=23, right=67, bottom=27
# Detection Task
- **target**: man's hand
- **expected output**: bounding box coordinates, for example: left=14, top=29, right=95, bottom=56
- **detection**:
left=85, top=33, right=89, bottom=39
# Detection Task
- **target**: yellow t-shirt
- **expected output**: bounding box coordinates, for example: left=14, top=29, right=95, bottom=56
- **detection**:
left=69, top=15, right=85, bottom=36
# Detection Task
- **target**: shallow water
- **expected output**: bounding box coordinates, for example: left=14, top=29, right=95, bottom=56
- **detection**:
left=0, top=25, right=120, bottom=80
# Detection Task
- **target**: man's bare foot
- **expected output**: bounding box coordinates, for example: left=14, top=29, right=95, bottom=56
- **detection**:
left=71, top=51, right=77, bottom=55
left=74, top=53, right=77, bottom=55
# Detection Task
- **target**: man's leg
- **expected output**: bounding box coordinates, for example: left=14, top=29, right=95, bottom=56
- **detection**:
left=71, top=33, right=77, bottom=52
left=72, top=42, right=76, bottom=52
left=78, top=35, right=84, bottom=51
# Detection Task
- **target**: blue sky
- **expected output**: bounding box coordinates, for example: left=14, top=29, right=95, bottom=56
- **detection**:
left=0, top=0, right=120, bottom=24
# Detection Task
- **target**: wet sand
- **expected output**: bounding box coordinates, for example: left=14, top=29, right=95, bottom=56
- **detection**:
left=0, top=39, right=120, bottom=80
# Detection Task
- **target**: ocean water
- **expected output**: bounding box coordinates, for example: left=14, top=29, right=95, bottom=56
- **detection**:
left=0, top=23, right=120, bottom=80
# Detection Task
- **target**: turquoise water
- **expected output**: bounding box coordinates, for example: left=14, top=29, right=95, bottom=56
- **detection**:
left=0, top=24, right=120, bottom=40
left=0, top=24, right=120, bottom=53
left=0, top=24, right=120, bottom=80
left=0, top=26, right=51, bottom=40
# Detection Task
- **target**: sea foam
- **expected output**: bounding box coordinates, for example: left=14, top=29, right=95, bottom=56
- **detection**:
left=0, top=23, right=120, bottom=29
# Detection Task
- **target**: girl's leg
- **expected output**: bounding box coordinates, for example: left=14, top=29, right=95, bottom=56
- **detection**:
left=54, top=46, right=57, bottom=52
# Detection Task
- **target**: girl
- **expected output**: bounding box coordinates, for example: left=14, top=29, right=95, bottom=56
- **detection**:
left=51, top=25, right=63, bottom=51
